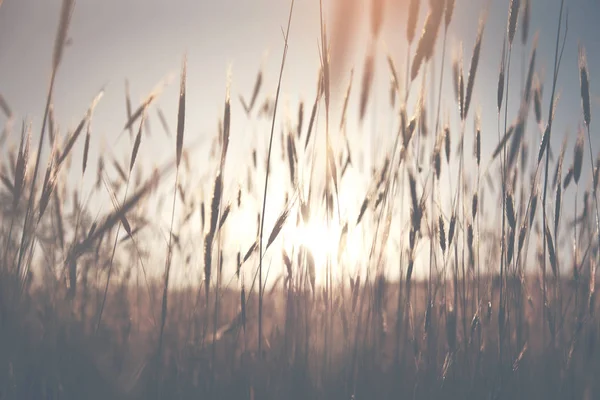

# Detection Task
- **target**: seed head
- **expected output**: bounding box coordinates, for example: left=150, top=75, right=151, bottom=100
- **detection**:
left=579, top=45, right=591, bottom=128
left=498, top=37, right=506, bottom=113
left=444, top=126, right=451, bottom=163
left=176, top=55, right=187, bottom=169
left=445, top=0, right=455, bottom=30
left=508, top=0, right=520, bottom=46
left=407, top=0, right=420, bottom=44
left=506, top=192, right=516, bottom=229
left=448, top=213, right=456, bottom=247
left=521, top=0, right=530, bottom=45
left=439, top=215, right=446, bottom=254
left=574, top=128, right=584, bottom=184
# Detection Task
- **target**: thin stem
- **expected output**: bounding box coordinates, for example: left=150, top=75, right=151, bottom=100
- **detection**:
left=541, top=0, right=565, bottom=349
left=500, top=41, right=512, bottom=363
left=96, top=175, right=131, bottom=334
left=258, top=0, right=295, bottom=356
left=158, top=168, right=179, bottom=360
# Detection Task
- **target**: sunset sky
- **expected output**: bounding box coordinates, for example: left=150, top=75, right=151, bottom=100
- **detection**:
left=1, top=0, right=599, bottom=284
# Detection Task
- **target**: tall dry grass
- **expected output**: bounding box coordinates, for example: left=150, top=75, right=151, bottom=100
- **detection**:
left=0, top=0, right=599, bottom=399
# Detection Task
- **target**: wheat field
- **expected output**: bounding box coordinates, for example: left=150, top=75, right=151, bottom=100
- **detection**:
left=0, top=0, right=599, bottom=399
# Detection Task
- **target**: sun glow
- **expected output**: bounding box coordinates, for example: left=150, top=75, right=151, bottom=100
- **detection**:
left=283, top=216, right=363, bottom=285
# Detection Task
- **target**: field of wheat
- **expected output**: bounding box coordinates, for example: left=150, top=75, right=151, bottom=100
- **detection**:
left=0, top=0, right=599, bottom=399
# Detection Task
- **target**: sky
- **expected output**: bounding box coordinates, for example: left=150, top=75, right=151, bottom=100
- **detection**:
left=1, top=0, right=599, bottom=285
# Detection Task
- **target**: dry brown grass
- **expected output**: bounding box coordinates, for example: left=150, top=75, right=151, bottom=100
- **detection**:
left=1, top=0, right=599, bottom=399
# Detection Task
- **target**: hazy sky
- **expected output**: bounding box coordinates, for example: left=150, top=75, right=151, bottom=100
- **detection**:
left=2, top=0, right=598, bottom=156
left=1, top=0, right=599, bottom=283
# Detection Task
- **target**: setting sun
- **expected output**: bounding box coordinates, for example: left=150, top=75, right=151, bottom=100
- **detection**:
left=282, top=215, right=362, bottom=284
